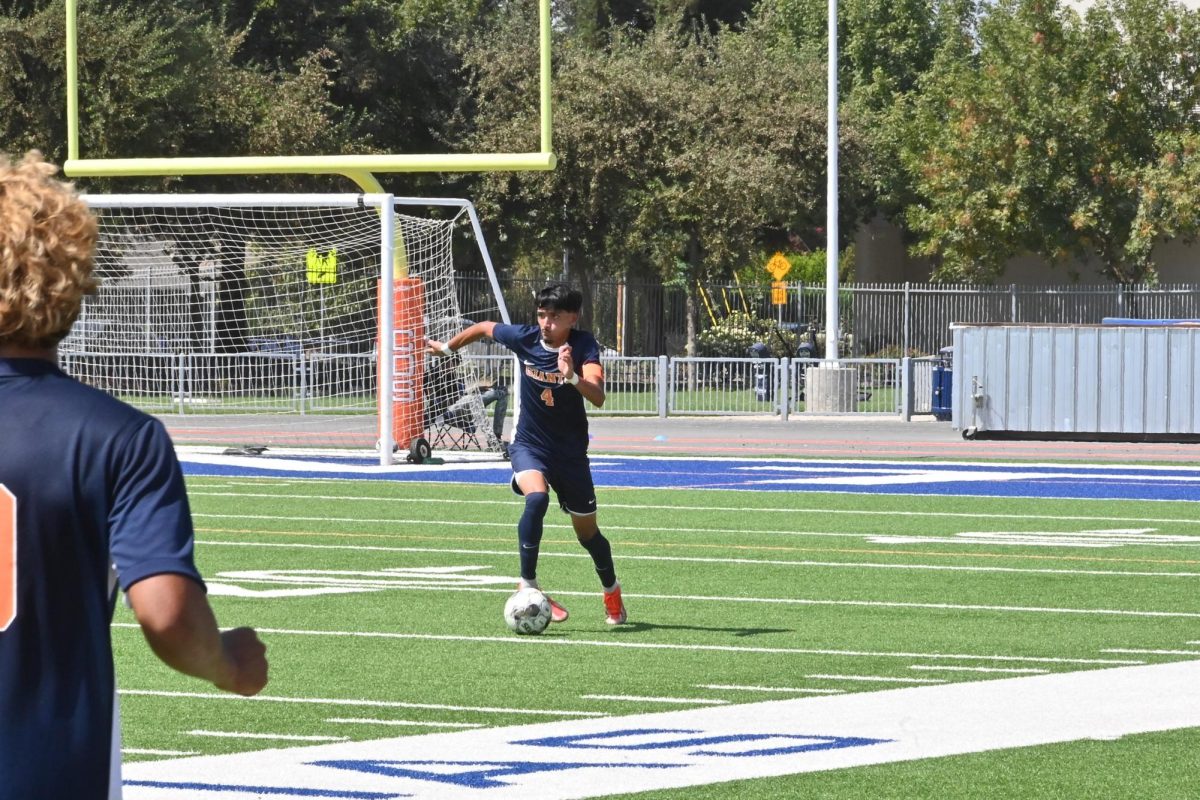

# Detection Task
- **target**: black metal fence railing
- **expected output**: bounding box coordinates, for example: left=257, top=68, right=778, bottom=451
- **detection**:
left=461, top=277, right=1200, bottom=358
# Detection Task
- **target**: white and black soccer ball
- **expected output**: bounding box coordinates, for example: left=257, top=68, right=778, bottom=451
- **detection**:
left=504, top=587, right=552, bottom=635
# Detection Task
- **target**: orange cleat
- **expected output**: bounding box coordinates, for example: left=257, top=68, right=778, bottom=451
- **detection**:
left=603, top=583, right=627, bottom=625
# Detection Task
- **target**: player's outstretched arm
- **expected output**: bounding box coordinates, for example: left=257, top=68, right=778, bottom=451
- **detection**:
left=127, top=573, right=268, bottom=697
left=426, top=321, right=498, bottom=357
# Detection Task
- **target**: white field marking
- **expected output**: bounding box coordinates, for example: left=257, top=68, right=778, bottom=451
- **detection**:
left=187, top=731, right=348, bottom=742
left=182, top=451, right=506, bottom=475
left=581, top=695, right=730, bottom=706
left=1103, top=648, right=1200, bottom=656
left=326, top=718, right=484, bottom=729
left=127, top=557, right=1200, bottom=617
left=910, top=665, right=1050, bottom=675
left=118, top=689, right=606, bottom=718
left=123, top=749, right=199, bottom=757
left=192, top=511, right=1200, bottom=551
left=738, top=465, right=1200, bottom=489
left=196, top=540, right=1200, bottom=580
left=696, top=685, right=845, bottom=695
left=804, top=674, right=945, bottom=684
left=868, top=529, right=1200, bottom=549
left=111, top=625, right=1141, bottom=666
left=182, top=484, right=1200, bottom=527
left=205, top=565, right=516, bottom=598
left=122, top=659, right=1200, bottom=800
left=187, top=489, right=1200, bottom=527
left=749, top=470, right=1087, bottom=487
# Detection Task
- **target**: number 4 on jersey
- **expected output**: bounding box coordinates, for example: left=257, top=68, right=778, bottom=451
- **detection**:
left=0, top=485, right=14, bottom=631
left=540, top=388, right=555, bottom=407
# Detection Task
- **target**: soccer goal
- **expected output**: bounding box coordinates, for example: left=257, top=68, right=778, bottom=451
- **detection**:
left=71, top=194, right=512, bottom=464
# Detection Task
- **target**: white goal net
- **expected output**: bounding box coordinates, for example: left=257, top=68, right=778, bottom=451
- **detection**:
left=72, top=194, right=511, bottom=463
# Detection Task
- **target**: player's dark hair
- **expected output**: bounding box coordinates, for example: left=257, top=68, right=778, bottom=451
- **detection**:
left=536, top=283, right=582, bottom=314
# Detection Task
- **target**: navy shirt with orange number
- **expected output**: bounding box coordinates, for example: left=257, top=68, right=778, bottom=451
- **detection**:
left=490, top=325, right=600, bottom=454
left=0, top=358, right=202, bottom=799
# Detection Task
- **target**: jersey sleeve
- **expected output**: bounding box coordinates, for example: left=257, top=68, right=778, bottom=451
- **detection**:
left=490, top=323, right=521, bottom=351
left=108, top=418, right=203, bottom=591
left=577, top=332, right=602, bottom=365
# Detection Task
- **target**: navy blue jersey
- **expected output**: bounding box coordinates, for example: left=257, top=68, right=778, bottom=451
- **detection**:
left=491, top=324, right=601, bottom=453
left=0, top=358, right=201, bottom=799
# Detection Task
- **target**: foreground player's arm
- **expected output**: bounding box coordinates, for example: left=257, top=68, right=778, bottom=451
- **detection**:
left=559, top=344, right=606, bottom=407
left=426, top=321, right=498, bottom=357
left=128, top=574, right=268, bottom=697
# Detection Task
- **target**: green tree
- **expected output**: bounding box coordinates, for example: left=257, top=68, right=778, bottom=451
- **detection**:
left=901, top=0, right=1200, bottom=282
left=462, top=8, right=859, bottom=351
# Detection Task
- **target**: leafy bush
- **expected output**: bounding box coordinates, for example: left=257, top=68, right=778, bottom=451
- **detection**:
left=696, top=310, right=798, bottom=357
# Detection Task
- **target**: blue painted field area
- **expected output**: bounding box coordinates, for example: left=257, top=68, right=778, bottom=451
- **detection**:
left=179, top=452, right=1200, bottom=503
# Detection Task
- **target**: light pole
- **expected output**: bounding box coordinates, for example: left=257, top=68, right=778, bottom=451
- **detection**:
left=825, top=0, right=840, bottom=362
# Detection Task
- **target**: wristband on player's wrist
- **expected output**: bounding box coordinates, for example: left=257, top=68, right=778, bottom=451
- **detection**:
left=437, top=342, right=454, bottom=356
left=566, top=373, right=579, bottom=385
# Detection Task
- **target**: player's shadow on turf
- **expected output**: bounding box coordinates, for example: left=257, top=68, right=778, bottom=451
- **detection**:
left=611, top=622, right=792, bottom=637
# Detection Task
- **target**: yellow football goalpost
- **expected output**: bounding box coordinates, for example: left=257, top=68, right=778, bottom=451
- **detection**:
left=62, top=0, right=556, bottom=193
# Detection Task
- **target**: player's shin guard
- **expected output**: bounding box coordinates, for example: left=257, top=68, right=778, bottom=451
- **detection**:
left=518, top=492, right=550, bottom=581
left=580, top=531, right=617, bottom=589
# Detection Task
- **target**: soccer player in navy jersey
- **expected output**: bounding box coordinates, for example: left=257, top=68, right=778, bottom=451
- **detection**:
left=426, top=283, right=627, bottom=625
left=0, top=152, right=269, bottom=799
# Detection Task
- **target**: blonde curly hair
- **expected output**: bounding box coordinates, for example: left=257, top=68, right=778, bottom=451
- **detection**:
left=0, top=151, right=98, bottom=349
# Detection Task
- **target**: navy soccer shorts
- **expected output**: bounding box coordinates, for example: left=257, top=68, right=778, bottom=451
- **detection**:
left=508, top=442, right=598, bottom=516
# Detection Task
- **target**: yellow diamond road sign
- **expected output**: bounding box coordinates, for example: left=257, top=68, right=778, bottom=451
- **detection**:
left=766, top=252, right=791, bottom=281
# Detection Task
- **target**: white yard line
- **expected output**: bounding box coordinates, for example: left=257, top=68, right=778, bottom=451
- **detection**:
left=118, top=689, right=605, bottom=718
left=187, top=731, right=348, bottom=742
left=804, top=674, right=944, bottom=684
left=326, top=718, right=484, bottom=729
left=580, top=695, right=729, bottom=705
left=1103, top=648, right=1200, bottom=656
left=195, top=540, right=1200, bottom=579
left=123, top=749, right=199, bottom=757
left=123, top=659, right=1200, bottom=800
left=697, top=685, right=845, bottom=695
left=187, top=489, right=1200, bottom=526
left=190, top=512, right=1200, bottom=547
left=110, top=624, right=1141, bottom=665
left=909, top=665, right=1050, bottom=675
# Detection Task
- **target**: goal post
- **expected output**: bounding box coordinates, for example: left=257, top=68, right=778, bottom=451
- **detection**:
left=75, top=193, right=511, bottom=465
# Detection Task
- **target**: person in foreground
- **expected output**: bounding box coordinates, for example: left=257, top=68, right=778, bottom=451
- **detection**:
left=426, top=283, right=627, bottom=625
left=0, top=152, right=269, bottom=799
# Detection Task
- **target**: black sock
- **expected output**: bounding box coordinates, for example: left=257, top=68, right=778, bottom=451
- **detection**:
left=580, top=531, right=617, bottom=589
left=518, top=492, right=549, bottom=581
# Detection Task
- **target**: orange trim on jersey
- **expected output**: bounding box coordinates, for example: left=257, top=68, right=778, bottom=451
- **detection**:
left=0, top=485, right=15, bottom=632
